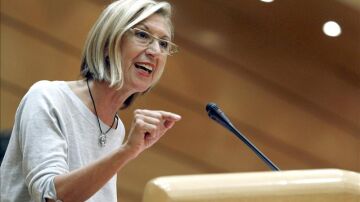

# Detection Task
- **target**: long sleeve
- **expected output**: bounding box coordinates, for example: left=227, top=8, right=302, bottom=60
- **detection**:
left=16, top=82, right=69, bottom=202
left=0, top=80, right=123, bottom=202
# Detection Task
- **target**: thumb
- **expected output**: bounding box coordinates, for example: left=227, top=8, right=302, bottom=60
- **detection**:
left=163, top=120, right=175, bottom=129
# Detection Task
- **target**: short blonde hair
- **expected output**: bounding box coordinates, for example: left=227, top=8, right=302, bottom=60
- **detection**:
left=80, top=0, right=172, bottom=89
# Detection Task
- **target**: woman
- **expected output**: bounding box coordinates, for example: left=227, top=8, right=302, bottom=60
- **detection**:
left=0, top=0, right=180, bottom=201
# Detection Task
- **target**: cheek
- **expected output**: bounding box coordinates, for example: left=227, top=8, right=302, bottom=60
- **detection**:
left=121, top=51, right=134, bottom=68
left=120, top=39, right=142, bottom=69
left=154, top=57, right=167, bottom=82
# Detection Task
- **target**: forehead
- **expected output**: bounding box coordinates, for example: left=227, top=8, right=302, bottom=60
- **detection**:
left=136, top=14, right=171, bottom=39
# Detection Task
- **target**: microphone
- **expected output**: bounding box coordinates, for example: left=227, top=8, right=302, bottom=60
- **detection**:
left=206, top=102, right=280, bottom=171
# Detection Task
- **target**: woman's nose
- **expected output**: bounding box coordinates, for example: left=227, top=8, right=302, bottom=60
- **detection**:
left=145, top=40, right=162, bottom=56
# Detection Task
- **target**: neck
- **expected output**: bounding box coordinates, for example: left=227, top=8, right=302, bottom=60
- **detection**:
left=87, top=79, right=136, bottom=126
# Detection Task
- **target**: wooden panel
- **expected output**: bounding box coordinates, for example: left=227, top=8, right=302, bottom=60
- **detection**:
left=143, top=169, right=360, bottom=202
left=169, top=0, right=360, bottom=132
left=1, top=1, right=359, bottom=172
left=117, top=146, right=207, bottom=199
left=126, top=92, right=314, bottom=171
left=2, top=0, right=359, bottom=136
left=0, top=86, right=23, bottom=129
left=1, top=0, right=101, bottom=51
left=162, top=47, right=359, bottom=170
left=0, top=23, right=80, bottom=87
left=1, top=1, right=359, bottom=201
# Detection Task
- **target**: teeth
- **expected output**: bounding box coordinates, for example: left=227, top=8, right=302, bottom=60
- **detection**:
left=137, top=63, right=152, bottom=71
left=140, top=64, right=153, bottom=72
left=135, top=63, right=153, bottom=73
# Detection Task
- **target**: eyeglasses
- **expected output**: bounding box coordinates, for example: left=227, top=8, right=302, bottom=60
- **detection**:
left=128, top=27, right=178, bottom=56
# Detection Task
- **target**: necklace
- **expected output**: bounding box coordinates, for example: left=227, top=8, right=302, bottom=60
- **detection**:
left=86, top=79, right=118, bottom=147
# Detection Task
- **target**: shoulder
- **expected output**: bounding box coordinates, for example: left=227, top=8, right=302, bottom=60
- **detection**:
left=24, top=80, right=66, bottom=100
left=18, top=80, right=67, bottom=110
left=28, top=80, right=63, bottom=93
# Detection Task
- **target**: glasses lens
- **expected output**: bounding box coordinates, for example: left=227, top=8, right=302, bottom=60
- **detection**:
left=130, top=28, right=178, bottom=55
left=133, top=29, right=150, bottom=44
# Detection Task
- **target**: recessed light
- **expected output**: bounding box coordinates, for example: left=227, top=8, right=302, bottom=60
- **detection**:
left=323, top=21, right=342, bottom=37
left=260, top=0, right=274, bottom=3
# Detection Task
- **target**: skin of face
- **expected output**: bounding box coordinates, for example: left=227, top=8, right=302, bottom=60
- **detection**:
left=120, top=14, right=171, bottom=93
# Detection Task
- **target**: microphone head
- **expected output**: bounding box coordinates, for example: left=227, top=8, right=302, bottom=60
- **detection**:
left=206, top=102, right=233, bottom=129
left=206, top=102, right=218, bottom=114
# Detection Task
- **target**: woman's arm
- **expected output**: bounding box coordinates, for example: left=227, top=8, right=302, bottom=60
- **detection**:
left=49, top=109, right=181, bottom=202
left=47, top=145, right=135, bottom=202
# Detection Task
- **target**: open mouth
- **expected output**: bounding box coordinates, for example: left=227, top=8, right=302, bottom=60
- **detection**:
left=135, top=63, right=153, bottom=74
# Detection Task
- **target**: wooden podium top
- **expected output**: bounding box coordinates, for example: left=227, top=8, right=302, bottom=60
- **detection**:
left=142, top=169, right=360, bottom=202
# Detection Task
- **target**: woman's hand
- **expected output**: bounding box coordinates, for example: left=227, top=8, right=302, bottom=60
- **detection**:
left=124, top=109, right=181, bottom=157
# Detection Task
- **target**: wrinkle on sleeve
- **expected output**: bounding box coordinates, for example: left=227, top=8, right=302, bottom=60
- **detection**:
left=17, top=82, right=69, bottom=202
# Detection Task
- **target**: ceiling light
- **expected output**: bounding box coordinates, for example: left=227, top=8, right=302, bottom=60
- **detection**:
left=260, top=0, right=274, bottom=3
left=322, top=21, right=342, bottom=37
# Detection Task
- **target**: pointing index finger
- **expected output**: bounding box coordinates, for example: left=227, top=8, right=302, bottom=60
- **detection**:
left=159, top=111, right=181, bottom=121
left=136, top=109, right=181, bottom=121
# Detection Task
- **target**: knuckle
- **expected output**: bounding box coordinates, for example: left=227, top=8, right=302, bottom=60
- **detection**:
left=135, top=119, right=142, bottom=126
left=154, top=113, right=162, bottom=119
left=154, top=119, right=161, bottom=125
left=134, top=114, right=141, bottom=120
left=134, top=109, right=142, bottom=115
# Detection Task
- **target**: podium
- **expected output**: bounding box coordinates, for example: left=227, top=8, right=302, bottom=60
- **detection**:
left=142, top=169, right=360, bottom=202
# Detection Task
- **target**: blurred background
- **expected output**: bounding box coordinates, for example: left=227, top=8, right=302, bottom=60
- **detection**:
left=1, top=0, right=359, bottom=201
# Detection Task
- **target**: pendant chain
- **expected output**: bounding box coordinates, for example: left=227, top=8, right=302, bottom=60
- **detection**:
left=86, top=79, right=118, bottom=147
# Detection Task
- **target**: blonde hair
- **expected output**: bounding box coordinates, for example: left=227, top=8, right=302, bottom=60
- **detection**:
left=80, top=0, right=172, bottom=89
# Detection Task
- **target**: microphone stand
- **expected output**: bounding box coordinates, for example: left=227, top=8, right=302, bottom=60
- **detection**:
left=226, top=122, right=280, bottom=171
left=206, top=103, right=280, bottom=171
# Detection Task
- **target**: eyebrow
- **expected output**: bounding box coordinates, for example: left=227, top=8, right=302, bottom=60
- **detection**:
left=136, top=24, right=171, bottom=40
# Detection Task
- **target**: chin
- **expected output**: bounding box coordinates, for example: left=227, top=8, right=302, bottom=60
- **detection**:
left=133, top=83, right=152, bottom=93
left=129, top=75, right=156, bottom=93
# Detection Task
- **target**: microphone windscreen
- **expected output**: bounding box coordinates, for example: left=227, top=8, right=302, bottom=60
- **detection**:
left=206, top=102, right=218, bottom=114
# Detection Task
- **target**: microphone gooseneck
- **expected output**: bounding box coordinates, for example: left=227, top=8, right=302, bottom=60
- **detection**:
left=206, top=102, right=280, bottom=171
